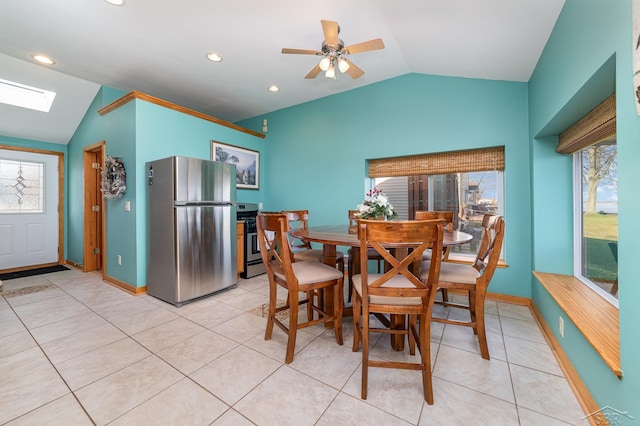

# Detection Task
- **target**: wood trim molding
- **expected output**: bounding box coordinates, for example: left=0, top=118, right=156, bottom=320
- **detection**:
left=103, top=274, right=147, bottom=295
left=486, top=291, right=530, bottom=306
left=97, top=91, right=266, bottom=139
left=448, top=288, right=599, bottom=423
left=533, top=271, right=621, bottom=378
left=1, top=262, right=59, bottom=274
left=530, top=303, right=601, bottom=426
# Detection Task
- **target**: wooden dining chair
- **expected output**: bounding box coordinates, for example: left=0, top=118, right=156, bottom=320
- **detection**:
left=257, top=213, right=344, bottom=364
left=421, top=213, right=505, bottom=360
left=283, top=210, right=345, bottom=274
left=415, top=210, right=455, bottom=301
left=351, top=218, right=445, bottom=404
left=348, top=209, right=385, bottom=270
left=415, top=210, right=455, bottom=260
left=347, top=209, right=385, bottom=300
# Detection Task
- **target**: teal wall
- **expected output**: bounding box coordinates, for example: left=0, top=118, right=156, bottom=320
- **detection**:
left=529, top=0, right=639, bottom=413
left=67, top=86, right=128, bottom=277
left=133, top=101, right=264, bottom=283
left=64, top=88, right=264, bottom=287
left=238, top=73, right=532, bottom=298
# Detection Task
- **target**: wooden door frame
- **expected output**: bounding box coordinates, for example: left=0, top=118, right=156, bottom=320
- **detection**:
left=83, top=141, right=106, bottom=277
left=0, top=144, right=64, bottom=272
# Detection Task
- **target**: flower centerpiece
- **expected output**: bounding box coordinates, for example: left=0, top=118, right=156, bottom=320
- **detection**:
left=355, top=187, right=397, bottom=221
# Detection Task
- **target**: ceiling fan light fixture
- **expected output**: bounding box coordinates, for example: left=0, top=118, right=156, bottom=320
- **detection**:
left=104, top=0, right=125, bottom=5
left=319, top=57, right=331, bottom=71
left=337, top=57, right=349, bottom=73
left=206, top=52, right=223, bottom=62
left=325, top=63, right=336, bottom=79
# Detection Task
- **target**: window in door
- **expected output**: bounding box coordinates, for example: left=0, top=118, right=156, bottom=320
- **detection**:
left=0, top=158, right=45, bottom=214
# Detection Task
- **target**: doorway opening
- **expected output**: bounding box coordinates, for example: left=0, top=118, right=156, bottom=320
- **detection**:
left=83, top=141, right=105, bottom=276
left=0, top=145, right=64, bottom=272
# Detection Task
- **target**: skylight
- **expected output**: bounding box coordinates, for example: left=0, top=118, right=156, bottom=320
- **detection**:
left=0, top=78, right=56, bottom=112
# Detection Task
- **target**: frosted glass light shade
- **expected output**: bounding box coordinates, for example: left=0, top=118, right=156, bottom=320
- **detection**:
left=319, top=57, right=331, bottom=71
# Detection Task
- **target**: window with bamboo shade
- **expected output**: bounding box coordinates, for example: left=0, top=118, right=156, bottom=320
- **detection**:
left=366, top=146, right=505, bottom=259
left=368, top=146, right=504, bottom=178
left=558, top=92, right=618, bottom=304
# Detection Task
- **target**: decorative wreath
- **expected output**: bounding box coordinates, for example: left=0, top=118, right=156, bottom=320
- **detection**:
left=101, top=156, right=127, bottom=199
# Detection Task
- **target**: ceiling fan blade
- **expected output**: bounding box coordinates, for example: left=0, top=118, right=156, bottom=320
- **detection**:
left=321, top=20, right=339, bottom=47
left=344, top=59, right=364, bottom=79
left=343, top=38, right=385, bottom=55
left=282, top=48, right=322, bottom=55
left=305, top=64, right=322, bottom=79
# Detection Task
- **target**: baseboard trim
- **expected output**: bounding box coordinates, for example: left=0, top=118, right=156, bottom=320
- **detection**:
left=1, top=262, right=60, bottom=274
left=530, top=303, right=600, bottom=425
left=103, top=275, right=146, bottom=295
left=486, top=291, right=531, bottom=306
left=484, top=290, right=598, bottom=424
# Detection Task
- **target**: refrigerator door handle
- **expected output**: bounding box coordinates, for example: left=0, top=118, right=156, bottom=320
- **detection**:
left=176, top=201, right=235, bottom=207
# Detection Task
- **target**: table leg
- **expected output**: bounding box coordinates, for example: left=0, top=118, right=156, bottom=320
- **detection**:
left=322, top=244, right=338, bottom=328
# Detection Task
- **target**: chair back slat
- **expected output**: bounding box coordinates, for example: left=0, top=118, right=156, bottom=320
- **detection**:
left=357, top=219, right=445, bottom=302
left=415, top=211, right=455, bottom=260
left=283, top=210, right=313, bottom=251
left=257, top=213, right=297, bottom=289
left=473, top=214, right=505, bottom=286
left=414, top=210, right=455, bottom=231
left=348, top=209, right=359, bottom=227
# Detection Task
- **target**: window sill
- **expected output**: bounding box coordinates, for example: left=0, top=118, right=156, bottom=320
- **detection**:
left=533, top=271, right=621, bottom=378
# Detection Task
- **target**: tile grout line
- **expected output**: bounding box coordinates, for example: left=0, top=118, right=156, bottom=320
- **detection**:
left=1, top=286, right=98, bottom=425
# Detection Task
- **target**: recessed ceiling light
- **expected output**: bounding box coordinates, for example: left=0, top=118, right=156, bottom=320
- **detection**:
left=267, top=85, right=280, bottom=93
left=31, top=54, right=55, bottom=65
left=104, top=0, right=125, bottom=5
left=206, top=52, right=223, bottom=62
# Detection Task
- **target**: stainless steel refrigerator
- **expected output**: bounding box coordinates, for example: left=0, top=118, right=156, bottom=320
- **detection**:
left=146, top=156, right=237, bottom=306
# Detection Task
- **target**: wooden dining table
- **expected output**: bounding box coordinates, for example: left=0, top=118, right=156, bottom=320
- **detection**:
left=290, top=224, right=473, bottom=350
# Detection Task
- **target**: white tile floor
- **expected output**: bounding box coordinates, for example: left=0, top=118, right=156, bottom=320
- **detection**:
left=0, top=269, right=588, bottom=425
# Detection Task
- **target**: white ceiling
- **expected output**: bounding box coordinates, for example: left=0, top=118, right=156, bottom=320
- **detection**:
left=0, top=0, right=565, bottom=145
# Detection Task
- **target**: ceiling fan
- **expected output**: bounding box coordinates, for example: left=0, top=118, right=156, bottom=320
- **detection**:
left=281, top=20, right=385, bottom=80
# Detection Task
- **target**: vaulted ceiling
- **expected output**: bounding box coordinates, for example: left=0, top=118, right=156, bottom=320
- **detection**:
left=0, top=0, right=565, bottom=144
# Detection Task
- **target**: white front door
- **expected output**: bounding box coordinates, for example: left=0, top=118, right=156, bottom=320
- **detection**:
left=0, top=149, right=59, bottom=270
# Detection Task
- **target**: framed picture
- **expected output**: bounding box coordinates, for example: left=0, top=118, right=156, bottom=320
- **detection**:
left=211, top=141, right=260, bottom=190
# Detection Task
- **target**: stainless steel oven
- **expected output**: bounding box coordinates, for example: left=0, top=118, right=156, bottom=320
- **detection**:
left=237, top=203, right=266, bottom=278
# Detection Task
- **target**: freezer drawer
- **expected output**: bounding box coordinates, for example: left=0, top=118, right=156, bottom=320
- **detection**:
left=147, top=205, right=237, bottom=306
left=174, top=205, right=236, bottom=303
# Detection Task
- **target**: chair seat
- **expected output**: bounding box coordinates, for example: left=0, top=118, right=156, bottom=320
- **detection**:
left=422, top=249, right=434, bottom=260
left=294, top=248, right=344, bottom=263
left=352, top=274, right=424, bottom=306
left=421, top=260, right=479, bottom=284
left=274, top=260, right=344, bottom=285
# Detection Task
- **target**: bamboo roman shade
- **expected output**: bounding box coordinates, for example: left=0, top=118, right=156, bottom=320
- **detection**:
left=368, top=146, right=505, bottom=178
left=556, top=93, right=616, bottom=155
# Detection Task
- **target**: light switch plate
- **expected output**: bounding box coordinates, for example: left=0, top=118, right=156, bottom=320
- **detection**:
left=124, top=201, right=130, bottom=211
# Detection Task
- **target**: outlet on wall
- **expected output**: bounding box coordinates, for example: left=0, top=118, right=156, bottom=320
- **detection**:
left=117, top=255, right=122, bottom=266
left=559, top=316, right=564, bottom=338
